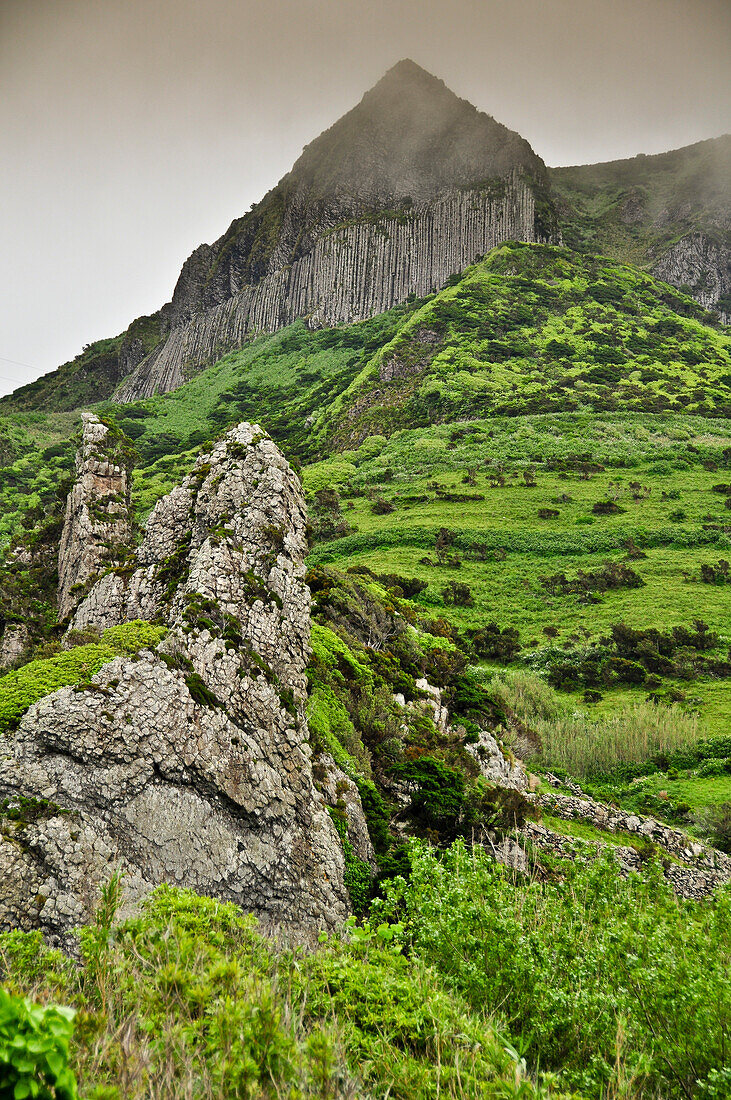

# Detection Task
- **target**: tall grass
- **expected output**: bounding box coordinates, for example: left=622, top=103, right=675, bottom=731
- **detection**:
left=487, top=670, right=699, bottom=778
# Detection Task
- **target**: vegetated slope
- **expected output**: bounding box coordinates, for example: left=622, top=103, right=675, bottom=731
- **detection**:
left=2, top=244, right=730, bottom=826
left=3, top=241, right=728, bottom=538
left=5, top=859, right=730, bottom=1100
left=551, top=135, right=731, bottom=315
left=318, top=241, right=731, bottom=446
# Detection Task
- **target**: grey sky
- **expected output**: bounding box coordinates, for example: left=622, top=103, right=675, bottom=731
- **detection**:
left=1, top=0, right=729, bottom=397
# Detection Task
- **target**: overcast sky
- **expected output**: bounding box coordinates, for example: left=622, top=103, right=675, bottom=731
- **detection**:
left=1, top=0, right=729, bottom=397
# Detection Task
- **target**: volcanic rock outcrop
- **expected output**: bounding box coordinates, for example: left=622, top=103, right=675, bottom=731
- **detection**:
left=57, top=413, right=133, bottom=621
left=652, top=232, right=730, bottom=324
left=117, top=175, right=542, bottom=400
left=0, top=423, right=354, bottom=943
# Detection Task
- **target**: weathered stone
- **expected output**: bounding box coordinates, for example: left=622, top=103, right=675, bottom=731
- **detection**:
left=0, top=624, right=30, bottom=670
left=652, top=232, right=730, bottom=322
left=314, top=754, right=377, bottom=871
left=465, top=730, right=527, bottom=791
left=57, top=413, right=132, bottom=621
left=0, top=423, right=353, bottom=944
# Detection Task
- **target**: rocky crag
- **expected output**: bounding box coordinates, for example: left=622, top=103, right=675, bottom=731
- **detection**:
left=653, top=232, right=730, bottom=324
left=0, top=422, right=364, bottom=944
left=57, top=413, right=133, bottom=621
left=117, top=175, right=540, bottom=400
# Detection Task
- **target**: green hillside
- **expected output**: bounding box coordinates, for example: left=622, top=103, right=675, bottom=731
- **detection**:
left=317, top=242, right=730, bottom=448
left=551, top=134, right=731, bottom=276
left=2, top=241, right=731, bottom=1099
left=2, top=244, right=731, bottom=823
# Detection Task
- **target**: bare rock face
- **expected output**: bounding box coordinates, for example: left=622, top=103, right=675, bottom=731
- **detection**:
left=57, top=413, right=133, bottom=621
left=0, top=624, right=30, bottom=671
left=314, top=754, right=377, bottom=872
left=465, top=730, right=527, bottom=791
left=0, top=423, right=350, bottom=944
left=117, top=177, right=541, bottom=401
left=652, top=232, right=731, bottom=322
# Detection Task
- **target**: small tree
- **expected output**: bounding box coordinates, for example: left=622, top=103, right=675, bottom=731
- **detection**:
left=441, top=582, right=474, bottom=607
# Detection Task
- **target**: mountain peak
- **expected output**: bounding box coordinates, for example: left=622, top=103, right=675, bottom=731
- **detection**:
left=288, top=61, right=546, bottom=204
left=374, top=58, right=449, bottom=91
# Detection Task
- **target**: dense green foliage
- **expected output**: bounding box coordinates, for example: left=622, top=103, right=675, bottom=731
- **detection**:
left=0, top=987, right=77, bottom=1100
left=2, top=853, right=731, bottom=1098
left=323, top=243, right=730, bottom=445
left=0, top=884, right=563, bottom=1099
left=374, top=840, right=731, bottom=1098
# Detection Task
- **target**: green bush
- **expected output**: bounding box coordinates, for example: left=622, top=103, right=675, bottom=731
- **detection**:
left=0, top=987, right=77, bottom=1100
left=0, top=885, right=555, bottom=1099
left=373, top=839, right=731, bottom=1098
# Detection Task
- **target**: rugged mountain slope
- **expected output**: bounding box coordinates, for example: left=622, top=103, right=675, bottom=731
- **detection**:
left=3, top=61, right=556, bottom=412
left=318, top=242, right=731, bottom=445
left=552, top=135, right=731, bottom=318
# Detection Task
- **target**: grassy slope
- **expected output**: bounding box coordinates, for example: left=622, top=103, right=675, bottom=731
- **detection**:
left=1, top=243, right=729, bottom=806
left=317, top=243, right=731, bottom=448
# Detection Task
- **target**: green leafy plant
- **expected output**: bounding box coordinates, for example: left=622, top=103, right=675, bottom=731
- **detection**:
left=0, top=988, right=77, bottom=1100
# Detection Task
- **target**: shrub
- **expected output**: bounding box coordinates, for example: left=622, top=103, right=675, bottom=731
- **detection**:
left=465, top=622, right=521, bottom=661
left=440, top=581, right=474, bottom=607
left=373, top=840, right=731, bottom=1098
left=100, top=620, right=167, bottom=654
left=0, top=987, right=77, bottom=1099
left=696, top=802, right=731, bottom=852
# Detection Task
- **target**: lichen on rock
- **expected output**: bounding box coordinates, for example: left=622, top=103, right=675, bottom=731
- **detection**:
left=57, top=412, right=133, bottom=621
left=0, top=422, right=353, bottom=944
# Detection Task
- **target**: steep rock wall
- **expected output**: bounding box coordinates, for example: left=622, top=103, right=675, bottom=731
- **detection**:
left=0, top=423, right=351, bottom=944
left=57, top=413, right=133, bottom=621
left=652, top=232, right=730, bottom=323
left=117, top=177, right=537, bottom=401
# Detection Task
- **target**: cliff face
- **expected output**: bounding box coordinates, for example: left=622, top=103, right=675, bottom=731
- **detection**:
left=2, top=61, right=555, bottom=411
left=0, top=423, right=354, bottom=943
left=57, top=413, right=133, bottom=620
left=652, top=232, right=730, bottom=323
left=118, top=176, right=538, bottom=400
left=114, top=61, right=555, bottom=402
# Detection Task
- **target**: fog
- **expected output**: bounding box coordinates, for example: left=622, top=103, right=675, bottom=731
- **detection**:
left=1, top=0, right=729, bottom=395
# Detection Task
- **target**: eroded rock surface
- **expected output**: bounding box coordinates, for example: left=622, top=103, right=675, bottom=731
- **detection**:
left=57, top=413, right=133, bottom=621
left=0, top=423, right=350, bottom=944
left=652, top=232, right=730, bottom=322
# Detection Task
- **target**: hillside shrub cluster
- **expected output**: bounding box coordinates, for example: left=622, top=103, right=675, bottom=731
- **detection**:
left=0, top=883, right=561, bottom=1100
left=373, top=840, right=731, bottom=1099
left=526, top=620, right=728, bottom=689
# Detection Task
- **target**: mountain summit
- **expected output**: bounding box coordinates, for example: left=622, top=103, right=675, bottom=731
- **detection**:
left=4, top=61, right=558, bottom=407
left=161, top=59, right=554, bottom=330
left=287, top=59, right=546, bottom=204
